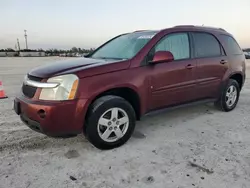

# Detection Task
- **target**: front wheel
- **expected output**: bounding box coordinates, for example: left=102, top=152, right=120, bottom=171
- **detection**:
left=215, top=79, right=240, bottom=112
left=85, top=95, right=136, bottom=150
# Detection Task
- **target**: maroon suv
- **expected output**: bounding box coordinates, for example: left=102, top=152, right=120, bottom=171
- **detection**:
left=14, top=25, right=246, bottom=149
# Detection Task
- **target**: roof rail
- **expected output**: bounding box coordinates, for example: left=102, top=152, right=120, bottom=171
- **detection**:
left=200, top=26, right=226, bottom=32
left=133, top=30, right=149, bottom=32
left=174, top=25, right=195, bottom=28
left=174, top=25, right=226, bottom=32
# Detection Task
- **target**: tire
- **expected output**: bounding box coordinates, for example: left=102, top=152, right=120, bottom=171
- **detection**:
left=215, top=79, right=240, bottom=112
left=85, top=95, right=136, bottom=150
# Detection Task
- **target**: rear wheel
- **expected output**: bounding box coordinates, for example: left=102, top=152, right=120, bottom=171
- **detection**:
left=215, top=79, right=240, bottom=112
left=85, top=95, right=136, bottom=150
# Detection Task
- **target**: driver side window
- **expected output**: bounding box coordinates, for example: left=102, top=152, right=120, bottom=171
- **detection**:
left=154, top=33, right=190, bottom=60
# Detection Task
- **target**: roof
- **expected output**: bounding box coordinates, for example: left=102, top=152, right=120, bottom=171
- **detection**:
left=132, top=25, right=228, bottom=36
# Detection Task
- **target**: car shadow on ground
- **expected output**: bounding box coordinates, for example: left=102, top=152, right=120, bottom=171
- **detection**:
left=134, top=102, right=218, bottom=138
left=1, top=102, right=218, bottom=153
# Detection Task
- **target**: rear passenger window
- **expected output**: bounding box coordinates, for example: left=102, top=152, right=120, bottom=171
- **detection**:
left=154, top=33, right=190, bottom=60
left=220, top=35, right=242, bottom=55
left=193, top=32, right=222, bottom=58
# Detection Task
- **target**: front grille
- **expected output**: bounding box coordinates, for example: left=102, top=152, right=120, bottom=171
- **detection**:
left=22, top=74, right=43, bottom=98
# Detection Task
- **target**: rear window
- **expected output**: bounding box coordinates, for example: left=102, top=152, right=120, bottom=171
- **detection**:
left=193, top=32, right=222, bottom=58
left=220, top=35, right=242, bottom=55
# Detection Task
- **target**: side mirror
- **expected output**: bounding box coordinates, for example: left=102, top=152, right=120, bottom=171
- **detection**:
left=150, top=51, right=174, bottom=64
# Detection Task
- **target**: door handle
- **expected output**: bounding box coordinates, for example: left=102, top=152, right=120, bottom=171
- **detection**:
left=220, top=60, right=228, bottom=64
left=186, top=64, right=195, bottom=69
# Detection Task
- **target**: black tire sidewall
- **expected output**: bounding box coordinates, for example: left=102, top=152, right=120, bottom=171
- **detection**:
left=86, top=97, right=136, bottom=150
left=220, top=79, right=240, bottom=112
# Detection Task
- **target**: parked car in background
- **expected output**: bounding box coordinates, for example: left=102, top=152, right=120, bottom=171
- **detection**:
left=75, top=53, right=82, bottom=57
left=14, top=25, right=246, bottom=149
left=59, top=53, right=66, bottom=57
left=244, top=51, right=250, bottom=59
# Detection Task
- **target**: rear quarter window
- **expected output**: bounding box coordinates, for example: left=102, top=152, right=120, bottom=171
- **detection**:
left=192, top=32, right=222, bottom=58
left=220, top=35, right=243, bottom=55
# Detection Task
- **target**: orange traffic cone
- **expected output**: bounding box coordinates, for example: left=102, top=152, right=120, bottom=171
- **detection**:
left=0, top=81, right=7, bottom=99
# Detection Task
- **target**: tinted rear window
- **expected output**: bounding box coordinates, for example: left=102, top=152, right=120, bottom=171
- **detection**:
left=193, top=32, right=222, bottom=58
left=220, top=35, right=242, bottom=55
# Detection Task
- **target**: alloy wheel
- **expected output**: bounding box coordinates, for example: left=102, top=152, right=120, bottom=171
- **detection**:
left=97, top=107, right=129, bottom=142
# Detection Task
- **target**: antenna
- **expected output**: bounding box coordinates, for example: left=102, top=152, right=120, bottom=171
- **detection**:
left=24, top=30, right=28, bottom=49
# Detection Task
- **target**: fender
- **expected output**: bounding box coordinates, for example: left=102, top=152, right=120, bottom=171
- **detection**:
left=83, top=83, right=143, bottom=119
left=218, top=71, right=244, bottom=101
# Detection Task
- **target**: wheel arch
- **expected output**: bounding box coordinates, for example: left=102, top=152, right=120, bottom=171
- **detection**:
left=229, top=73, right=244, bottom=90
left=218, top=71, right=243, bottom=101
left=86, top=86, right=141, bottom=121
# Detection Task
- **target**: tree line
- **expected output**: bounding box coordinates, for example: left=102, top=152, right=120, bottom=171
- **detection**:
left=45, top=47, right=95, bottom=54
left=0, top=47, right=95, bottom=54
left=0, top=48, right=16, bottom=52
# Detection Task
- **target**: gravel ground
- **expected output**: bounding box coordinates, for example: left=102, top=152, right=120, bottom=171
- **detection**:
left=0, top=57, right=250, bottom=188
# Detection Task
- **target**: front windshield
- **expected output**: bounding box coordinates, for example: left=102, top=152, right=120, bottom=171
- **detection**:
left=90, top=31, right=157, bottom=60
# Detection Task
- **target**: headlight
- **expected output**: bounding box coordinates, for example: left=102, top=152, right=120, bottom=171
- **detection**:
left=39, top=74, right=79, bottom=101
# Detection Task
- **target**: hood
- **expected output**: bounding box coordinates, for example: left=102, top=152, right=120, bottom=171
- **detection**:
left=29, top=58, right=130, bottom=78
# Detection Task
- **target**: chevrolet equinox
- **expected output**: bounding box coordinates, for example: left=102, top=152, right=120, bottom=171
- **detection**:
left=14, top=25, right=246, bottom=149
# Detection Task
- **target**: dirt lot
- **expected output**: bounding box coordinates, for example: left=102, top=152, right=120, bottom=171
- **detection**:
left=0, top=57, right=250, bottom=188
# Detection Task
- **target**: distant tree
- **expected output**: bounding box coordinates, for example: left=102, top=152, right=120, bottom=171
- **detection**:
left=6, top=48, right=15, bottom=52
left=20, top=49, right=38, bottom=52
left=71, top=47, right=78, bottom=53
left=38, top=48, right=44, bottom=52
left=53, top=49, right=59, bottom=53
left=0, top=48, right=15, bottom=52
left=88, top=48, right=94, bottom=53
left=46, top=49, right=53, bottom=53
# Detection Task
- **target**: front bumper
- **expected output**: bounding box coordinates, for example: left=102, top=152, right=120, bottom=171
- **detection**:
left=14, top=95, right=89, bottom=137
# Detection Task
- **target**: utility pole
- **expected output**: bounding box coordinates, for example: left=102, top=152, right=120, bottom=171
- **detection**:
left=17, top=38, right=20, bottom=51
left=24, top=30, right=28, bottom=49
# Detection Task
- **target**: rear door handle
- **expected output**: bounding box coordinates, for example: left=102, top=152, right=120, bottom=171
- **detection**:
left=220, top=60, right=228, bottom=64
left=186, top=64, right=195, bottom=69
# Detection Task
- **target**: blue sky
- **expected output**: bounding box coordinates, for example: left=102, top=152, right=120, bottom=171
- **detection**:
left=1, top=0, right=250, bottom=49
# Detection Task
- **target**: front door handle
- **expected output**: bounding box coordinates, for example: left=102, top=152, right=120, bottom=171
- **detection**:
left=220, top=60, right=228, bottom=64
left=186, top=64, right=195, bottom=69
